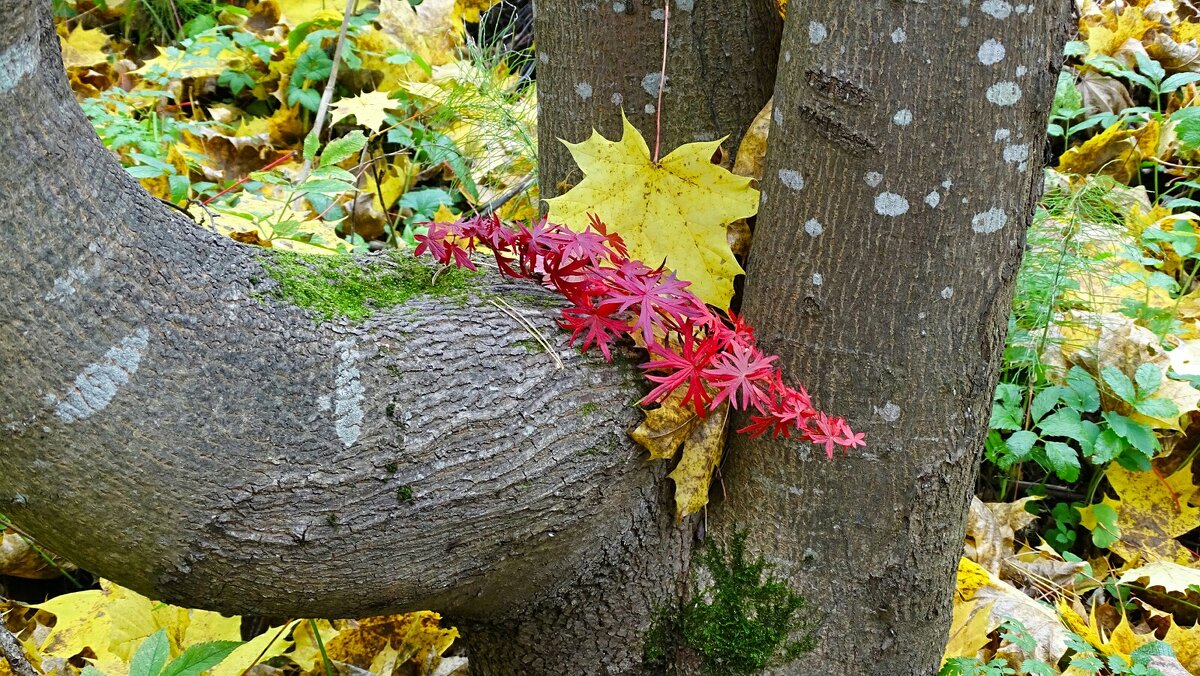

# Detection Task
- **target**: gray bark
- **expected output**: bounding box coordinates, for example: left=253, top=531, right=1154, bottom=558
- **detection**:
left=535, top=0, right=782, bottom=197
left=710, top=1, right=1071, bottom=674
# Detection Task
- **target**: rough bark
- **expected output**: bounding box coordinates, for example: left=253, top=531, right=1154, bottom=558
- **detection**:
left=535, top=0, right=782, bottom=197
left=709, top=2, right=1070, bottom=674
left=0, top=2, right=686, bottom=655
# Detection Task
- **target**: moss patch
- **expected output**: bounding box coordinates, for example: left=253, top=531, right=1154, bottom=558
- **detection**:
left=260, top=250, right=476, bottom=322
left=644, top=531, right=817, bottom=675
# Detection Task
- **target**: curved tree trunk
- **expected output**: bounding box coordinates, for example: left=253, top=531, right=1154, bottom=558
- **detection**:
left=535, top=0, right=782, bottom=197
left=709, top=2, right=1070, bottom=673
left=0, top=0, right=679, bottom=655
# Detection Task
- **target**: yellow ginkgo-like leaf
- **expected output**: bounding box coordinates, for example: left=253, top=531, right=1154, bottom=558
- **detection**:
left=544, top=113, right=759, bottom=309
left=329, top=90, right=399, bottom=133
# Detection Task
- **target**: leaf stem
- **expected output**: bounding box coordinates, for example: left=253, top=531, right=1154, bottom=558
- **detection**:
left=653, top=1, right=670, bottom=163
left=299, top=0, right=358, bottom=180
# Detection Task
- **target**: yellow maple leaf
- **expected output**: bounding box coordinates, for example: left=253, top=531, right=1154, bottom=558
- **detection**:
left=35, top=580, right=243, bottom=670
left=455, top=0, right=500, bottom=24
left=58, top=25, right=110, bottom=69
left=329, top=90, right=399, bottom=133
left=1056, top=120, right=1161, bottom=184
left=1079, top=461, right=1200, bottom=564
left=545, top=113, right=758, bottom=309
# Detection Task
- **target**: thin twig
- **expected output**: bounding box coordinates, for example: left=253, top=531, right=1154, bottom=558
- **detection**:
left=299, top=0, right=358, bottom=179
left=0, top=617, right=36, bottom=676
left=653, top=1, right=670, bottom=163
left=489, top=298, right=564, bottom=369
left=475, top=173, right=535, bottom=217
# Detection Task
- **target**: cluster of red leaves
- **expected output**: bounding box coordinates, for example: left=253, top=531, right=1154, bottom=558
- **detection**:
left=414, top=214, right=864, bottom=458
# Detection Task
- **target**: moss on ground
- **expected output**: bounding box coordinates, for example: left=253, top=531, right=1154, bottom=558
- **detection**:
left=260, top=250, right=477, bottom=322
left=643, top=531, right=817, bottom=675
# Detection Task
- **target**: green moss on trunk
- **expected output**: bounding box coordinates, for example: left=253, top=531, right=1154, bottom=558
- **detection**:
left=643, top=531, right=817, bottom=675
left=259, top=250, right=477, bottom=322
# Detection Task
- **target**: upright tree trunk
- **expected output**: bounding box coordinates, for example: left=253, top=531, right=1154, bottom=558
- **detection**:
left=535, top=0, right=781, bottom=196
left=711, top=2, right=1070, bottom=673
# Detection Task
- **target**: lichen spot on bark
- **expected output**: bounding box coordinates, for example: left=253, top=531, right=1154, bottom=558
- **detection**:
left=574, top=82, right=593, bottom=100
left=981, top=0, right=1013, bottom=19
left=978, top=38, right=1005, bottom=65
left=971, top=208, right=1008, bottom=234
left=804, top=219, right=823, bottom=237
left=986, top=81, right=1022, bottom=106
left=334, top=339, right=366, bottom=447
left=259, top=250, right=475, bottom=323
left=865, top=171, right=883, bottom=187
left=892, top=109, right=913, bottom=126
left=0, top=37, right=39, bottom=94
left=46, top=327, right=150, bottom=422
left=890, top=28, right=906, bottom=44
left=925, top=191, right=941, bottom=208
left=808, top=21, right=827, bottom=45
left=874, top=192, right=910, bottom=217
left=778, top=169, right=804, bottom=192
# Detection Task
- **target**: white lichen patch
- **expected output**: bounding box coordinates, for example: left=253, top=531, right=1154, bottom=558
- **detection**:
left=875, top=401, right=902, bottom=423
left=891, top=27, right=907, bottom=44
left=651, top=8, right=665, bottom=20
left=772, top=107, right=784, bottom=127
left=674, top=0, right=695, bottom=10
left=981, top=0, right=1012, bottom=19
left=812, top=272, right=824, bottom=286
left=778, top=169, right=805, bottom=191
left=0, top=38, right=39, bottom=94
left=994, top=128, right=1011, bottom=141
left=45, top=266, right=90, bottom=302
left=1003, top=143, right=1029, bottom=167
left=971, top=208, right=1008, bottom=234
left=978, top=38, right=1005, bottom=65
left=611, top=92, right=623, bottom=106
left=865, top=171, right=883, bottom=187
left=612, top=1, right=625, bottom=11
left=804, top=218, right=823, bottom=236
left=784, top=50, right=792, bottom=63
left=986, top=81, right=1022, bottom=106
left=1016, top=65, right=1027, bottom=77
left=644, top=103, right=656, bottom=114
left=574, top=82, right=593, bottom=100
left=808, top=21, right=828, bottom=45
left=875, top=192, right=910, bottom=217
left=641, top=73, right=667, bottom=97
left=334, top=339, right=366, bottom=447
left=892, top=109, right=913, bottom=126
left=941, top=286, right=954, bottom=299
left=538, top=51, right=549, bottom=64
left=959, top=16, right=970, bottom=27
left=47, top=327, right=150, bottom=422
left=925, top=191, right=941, bottom=208
left=942, top=179, right=954, bottom=189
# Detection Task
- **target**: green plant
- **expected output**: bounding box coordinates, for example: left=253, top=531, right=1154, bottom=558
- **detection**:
left=85, top=628, right=242, bottom=676
left=644, top=531, right=816, bottom=676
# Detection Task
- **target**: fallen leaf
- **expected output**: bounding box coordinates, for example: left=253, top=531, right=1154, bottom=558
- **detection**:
left=667, top=403, right=729, bottom=521
left=329, top=90, right=399, bottom=133
left=963, top=496, right=1041, bottom=577
left=545, top=113, right=758, bottom=309
left=1078, top=460, right=1200, bottom=564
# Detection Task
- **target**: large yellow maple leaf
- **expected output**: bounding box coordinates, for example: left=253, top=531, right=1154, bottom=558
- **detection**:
left=544, top=114, right=759, bottom=310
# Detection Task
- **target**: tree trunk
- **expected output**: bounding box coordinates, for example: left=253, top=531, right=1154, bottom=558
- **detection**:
left=709, top=2, right=1070, bottom=673
left=535, top=0, right=781, bottom=197
left=0, top=0, right=671, bottom=641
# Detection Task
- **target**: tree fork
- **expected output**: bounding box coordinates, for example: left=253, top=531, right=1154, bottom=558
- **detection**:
left=534, top=0, right=782, bottom=197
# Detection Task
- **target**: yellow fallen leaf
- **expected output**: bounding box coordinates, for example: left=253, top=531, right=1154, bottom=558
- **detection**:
left=545, top=113, right=758, bottom=309
left=667, top=403, right=729, bottom=521
left=35, top=580, right=242, bottom=670
left=630, top=387, right=705, bottom=461
left=329, top=90, right=399, bottom=133
left=1082, top=6, right=1158, bottom=58
left=942, top=598, right=993, bottom=663
left=277, top=0, right=344, bottom=26
left=1058, top=597, right=1156, bottom=662
left=963, top=496, right=1041, bottom=576
left=210, top=621, right=297, bottom=676
left=325, top=613, right=458, bottom=671
left=953, top=559, right=1073, bottom=664
left=455, top=0, right=500, bottom=24
left=58, top=25, right=110, bottom=69
left=1057, top=120, right=1160, bottom=184
left=1079, top=460, right=1200, bottom=564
